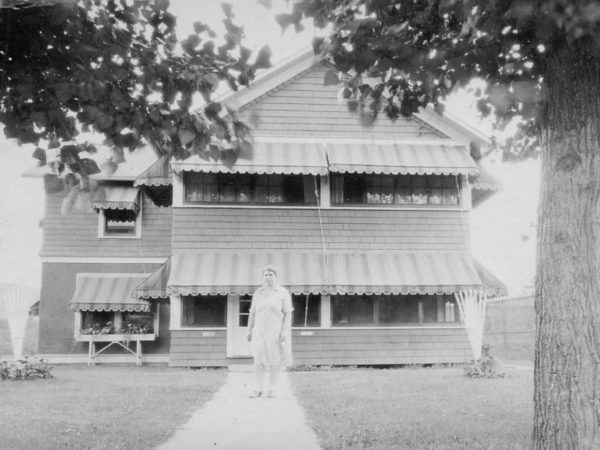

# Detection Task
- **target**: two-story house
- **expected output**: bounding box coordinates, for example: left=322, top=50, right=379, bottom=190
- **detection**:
left=33, top=49, right=506, bottom=366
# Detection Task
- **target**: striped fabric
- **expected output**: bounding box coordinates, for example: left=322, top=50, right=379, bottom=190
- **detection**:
left=134, top=155, right=171, bottom=187
left=70, top=275, right=150, bottom=312
left=170, top=142, right=328, bottom=175
left=133, top=252, right=506, bottom=298
left=325, top=143, right=478, bottom=176
left=133, top=258, right=172, bottom=299
left=92, top=186, right=139, bottom=211
left=472, top=162, right=502, bottom=191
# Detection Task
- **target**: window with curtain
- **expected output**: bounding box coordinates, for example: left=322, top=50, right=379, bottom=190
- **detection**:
left=331, top=174, right=460, bottom=206
left=184, top=173, right=319, bottom=205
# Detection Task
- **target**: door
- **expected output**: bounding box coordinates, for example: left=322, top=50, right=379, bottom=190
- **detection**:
left=226, top=294, right=253, bottom=357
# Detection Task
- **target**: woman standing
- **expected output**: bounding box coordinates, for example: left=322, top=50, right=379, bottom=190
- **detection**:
left=247, top=265, right=293, bottom=398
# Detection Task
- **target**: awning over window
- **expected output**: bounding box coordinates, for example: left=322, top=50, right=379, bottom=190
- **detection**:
left=70, top=275, right=151, bottom=312
left=92, top=186, right=139, bottom=211
left=133, top=257, right=171, bottom=299
left=167, top=253, right=329, bottom=296
left=134, top=252, right=506, bottom=298
left=170, top=141, right=328, bottom=176
left=135, top=155, right=171, bottom=187
left=472, top=162, right=502, bottom=191
left=325, top=143, right=478, bottom=176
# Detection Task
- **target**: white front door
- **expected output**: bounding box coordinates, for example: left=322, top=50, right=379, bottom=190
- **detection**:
left=226, top=294, right=253, bottom=357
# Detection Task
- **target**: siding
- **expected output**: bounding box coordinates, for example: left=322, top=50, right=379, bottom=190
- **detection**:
left=169, top=330, right=227, bottom=367
left=41, top=191, right=172, bottom=258
left=292, top=328, right=472, bottom=365
left=237, top=64, right=447, bottom=140
left=172, top=208, right=470, bottom=253
left=38, top=262, right=170, bottom=354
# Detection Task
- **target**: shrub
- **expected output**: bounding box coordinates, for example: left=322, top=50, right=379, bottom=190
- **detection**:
left=0, top=356, right=53, bottom=381
left=464, top=344, right=505, bottom=378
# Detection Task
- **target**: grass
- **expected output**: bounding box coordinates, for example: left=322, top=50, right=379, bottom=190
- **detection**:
left=289, top=366, right=533, bottom=450
left=0, top=365, right=227, bottom=450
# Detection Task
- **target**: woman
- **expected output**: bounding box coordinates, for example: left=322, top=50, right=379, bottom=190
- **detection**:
left=247, top=265, right=293, bottom=398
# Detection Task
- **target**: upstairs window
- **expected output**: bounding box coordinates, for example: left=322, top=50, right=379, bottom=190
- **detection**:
left=94, top=186, right=141, bottom=238
left=331, top=174, right=460, bottom=207
left=184, top=173, right=319, bottom=205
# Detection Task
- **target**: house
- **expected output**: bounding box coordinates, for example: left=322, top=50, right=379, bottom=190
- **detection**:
left=33, top=49, right=506, bottom=366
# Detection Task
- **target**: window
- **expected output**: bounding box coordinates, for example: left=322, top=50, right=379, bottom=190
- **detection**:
left=184, top=173, right=319, bottom=205
left=181, top=295, right=227, bottom=327
left=101, top=209, right=140, bottom=237
left=332, top=174, right=460, bottom=206
left=332, top=295, right=374, bottom=325
left=292, top=294, right=321, bottom=327
left=332, top=294, right=461, bottom=326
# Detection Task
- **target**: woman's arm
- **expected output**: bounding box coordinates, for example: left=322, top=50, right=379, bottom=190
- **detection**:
left=279, top=310, right=291, bottom=342
left=247, top=301, right=256, bottom=342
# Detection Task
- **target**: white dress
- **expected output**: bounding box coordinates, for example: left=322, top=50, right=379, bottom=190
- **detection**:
left=250, top=285, right=293, bottom=368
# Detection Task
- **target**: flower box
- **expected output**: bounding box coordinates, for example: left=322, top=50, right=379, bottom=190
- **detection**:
left=76, top=333, right=156, bottom=342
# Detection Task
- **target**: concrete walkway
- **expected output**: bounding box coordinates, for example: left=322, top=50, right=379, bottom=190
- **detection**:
left=158, top=368, right=322, bottom=450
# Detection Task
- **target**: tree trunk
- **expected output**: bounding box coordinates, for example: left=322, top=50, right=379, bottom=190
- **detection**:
left=533, top=45, right=600, bottom=449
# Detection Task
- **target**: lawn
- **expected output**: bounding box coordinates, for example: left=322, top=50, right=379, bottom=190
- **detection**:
left=0, top=365, right=227, bottom=450
left=290, top=366, right=533, bottom=450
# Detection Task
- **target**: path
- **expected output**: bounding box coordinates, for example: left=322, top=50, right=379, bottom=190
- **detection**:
left=158, top=368, right=322, bottom=450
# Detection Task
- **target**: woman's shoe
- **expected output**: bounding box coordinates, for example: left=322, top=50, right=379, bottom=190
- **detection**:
left=266, top=390, right=276, bottom=398
left=249, top=391, right=262, bottom=398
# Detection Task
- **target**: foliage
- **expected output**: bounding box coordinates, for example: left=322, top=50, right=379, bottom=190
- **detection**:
left=80, top=319, right=153, bottom=335
left=279, top=0, right=600, bottom=156
left=0, top=0, right=269, bottom=192
left=463, top=344, right=505, bottom=379
left=0, top=356, right=53, bottom=380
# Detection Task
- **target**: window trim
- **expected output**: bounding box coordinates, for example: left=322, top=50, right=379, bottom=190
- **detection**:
left=330, top=173, right=463, bottom=208
left=98, top=205, right=142, bottom=239
left=183, top=172, right=320, bottom=207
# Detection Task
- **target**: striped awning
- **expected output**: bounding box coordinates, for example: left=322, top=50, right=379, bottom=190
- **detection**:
left=134, top=252, right=506, bottom=298
left=135, top=155, right=171, bottom=187
left=170, top=141, right=328, bottom=176
left=472, top=163, right=502, bottom=191
left=133, top=257, right=171, bottom=299
left=70, top=275, right=150, bottom=312
left=92, top=186, right=139, bottom=211
left=325, top=143, right=478, bottom=176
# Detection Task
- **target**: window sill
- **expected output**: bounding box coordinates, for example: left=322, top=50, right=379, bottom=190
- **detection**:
left=75, top=333, right=156, bottom=342
left=98, top=235, right=142, bottom=239
left=174, top=204, right=469, bottom=211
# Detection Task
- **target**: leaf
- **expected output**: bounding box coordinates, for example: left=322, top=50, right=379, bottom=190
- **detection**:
left=80, top=158, right=102, bottom=175
left=275, top=13, right=294, bottom=31
left=182, top=34, right=201, bottom=54
left=204, top=102, right=222, bottom=119
left=178, top=128, right=196, bottom=146
left=312, top=37, right=325, bottom=54
left=221, top=3, right=233, bottom=17
left=324, top=69, right=339, bottom=86
left=32, top=148, right=46, bottom=164
left=100, top=159, right=118, bottom=176
left=193, top=21, right=208, bottom=34
left=221, top=148, right=238, bottom=168
left=43, top=174, right=64, bottom=194
left=252, top=45, right=272, bottom=70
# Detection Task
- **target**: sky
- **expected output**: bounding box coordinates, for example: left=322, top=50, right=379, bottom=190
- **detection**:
left=0, top=0, right=540, bottom=295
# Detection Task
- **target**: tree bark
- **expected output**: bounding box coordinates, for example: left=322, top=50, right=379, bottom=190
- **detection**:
left=533, top=44, right=600, bottom=449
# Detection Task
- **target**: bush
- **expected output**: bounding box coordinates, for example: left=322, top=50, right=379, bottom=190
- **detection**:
left=0, top=356, right=53, bottom=381
left=464, top=344, right=505, bottom=378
